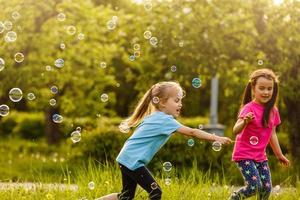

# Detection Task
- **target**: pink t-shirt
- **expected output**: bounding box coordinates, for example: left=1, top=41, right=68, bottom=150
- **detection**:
left=232, top=101, right=281, bottom=162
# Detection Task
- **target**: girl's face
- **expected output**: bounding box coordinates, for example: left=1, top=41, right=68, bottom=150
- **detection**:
left=252, top=76, right=274, bottom=105
left=159, top=87, right=183, bottom=117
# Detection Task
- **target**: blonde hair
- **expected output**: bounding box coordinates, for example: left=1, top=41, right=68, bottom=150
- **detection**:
left=124, top=81, right=183, bottom=128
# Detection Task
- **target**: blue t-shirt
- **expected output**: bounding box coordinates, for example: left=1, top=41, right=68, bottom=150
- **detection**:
left=116, top=111, right=182, bottom=170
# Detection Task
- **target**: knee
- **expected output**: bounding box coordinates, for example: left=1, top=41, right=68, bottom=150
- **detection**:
left=149, top=188, right=162, bottom=200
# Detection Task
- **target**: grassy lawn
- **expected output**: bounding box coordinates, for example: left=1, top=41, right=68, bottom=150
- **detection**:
left=0, top=138, right=299, bottom=199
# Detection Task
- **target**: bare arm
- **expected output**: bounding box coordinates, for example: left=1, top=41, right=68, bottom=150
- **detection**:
left=269, top=127, right=290, bottom=166
left=233, top=112, right=255, bottom=135
left=177, top=126, right=232, bottom=144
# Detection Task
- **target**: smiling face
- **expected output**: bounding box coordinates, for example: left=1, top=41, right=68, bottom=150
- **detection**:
left=252, top=76, right=274, bottom=105
left=159, top=86, right=183, bottom=118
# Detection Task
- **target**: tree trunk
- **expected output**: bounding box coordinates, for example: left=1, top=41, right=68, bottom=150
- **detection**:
left=45, top=107, right=60, bottom=145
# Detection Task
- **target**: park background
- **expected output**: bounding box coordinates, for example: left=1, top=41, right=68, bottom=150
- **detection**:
left=0, top=0, right=300, bottom=199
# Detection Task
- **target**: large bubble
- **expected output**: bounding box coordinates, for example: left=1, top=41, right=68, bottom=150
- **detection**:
left=9, top=88, right=23, bottom=102
left=0, top=104, right=9, bottom=116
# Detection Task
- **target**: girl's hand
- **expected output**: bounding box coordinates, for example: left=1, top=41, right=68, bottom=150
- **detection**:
left=215, top=136, right=232, bottom=145
left=277, top=154, right=290, bottom=167
left=243, top=112, right=255, bottom=124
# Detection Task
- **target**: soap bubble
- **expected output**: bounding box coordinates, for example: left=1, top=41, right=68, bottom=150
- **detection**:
left=27, top=93, right=36, bottom=101
left=5, top=31, right=17, bottom=42
left=249, top=136, right=259, bottom=145
left=0, top=104, right=9, bottom=116
left=163, top=162, right=172, bottom=172
left=9, top=88, right=23, bottom=102
left=144, top=31, right=152, bottom=39
left=187, top=138, right=194, bottom=147
left=100, top=93, right=108, bottom=102
left=88, top=181, right=95, bottom=190
left=52, top=114, right=63, bottom=123
left=192, top=78, right=202, bottom=88
left=54, top=58, right=64, bottom=68
left=212, top=141, right=222, bottom=151
left=152, top=96, right=160, bottom=104
left=71, top=130, right=81, bottom=143
left=14, top=53, right=24, bottom=63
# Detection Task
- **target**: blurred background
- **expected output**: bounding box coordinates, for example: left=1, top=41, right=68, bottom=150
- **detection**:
left=0, top=0, right=299, bottom=186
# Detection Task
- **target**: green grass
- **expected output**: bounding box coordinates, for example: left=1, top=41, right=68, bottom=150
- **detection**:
left=0, top=161, right=299, bottom=200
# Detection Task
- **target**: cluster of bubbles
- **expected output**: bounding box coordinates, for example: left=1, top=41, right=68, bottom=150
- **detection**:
left=129, top=43, right=141, bottom=61
left=107, top=16, right=118, bottom=30
left=143, top=30, right=158, bottom=47
left=192, top=77, right=202, bottom=88
left=0, top=18, right=18, bottom=43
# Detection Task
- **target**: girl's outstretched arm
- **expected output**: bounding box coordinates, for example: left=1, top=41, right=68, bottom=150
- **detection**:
left=233, top=112, right=254, bottom=135
left=177, top=126, right=232, bottom=144
left=270, top=127, right=290, bottom=167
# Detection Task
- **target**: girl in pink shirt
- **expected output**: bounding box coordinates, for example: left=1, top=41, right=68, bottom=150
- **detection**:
left=230, top=69, right=290, bottom=200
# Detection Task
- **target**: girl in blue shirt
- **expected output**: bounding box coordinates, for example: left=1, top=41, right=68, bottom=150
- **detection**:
left=97, top=81, right=232, bottom=200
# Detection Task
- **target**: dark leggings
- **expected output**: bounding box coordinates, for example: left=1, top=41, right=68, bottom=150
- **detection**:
left=230, top=160, right=272, bottom=200
left=118, top=163, right=162, bottom=200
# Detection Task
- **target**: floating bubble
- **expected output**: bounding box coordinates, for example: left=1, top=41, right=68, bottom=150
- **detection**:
left=9, top=88, right=23, bottom=102
left=170, top=65, right=177, bottom=72
left=45, top=65, right=52, bottom=71
left=4, top=21, right=12, bottom=30
left=54, top=58, right=64, bottom=68
left=100, top=93, right=109, bottom=102
left=78, top=33, right=84, bottom=40
left=0, top=104, right=9, bottom=116
left=0, top=22, right=4, bottom=33
left=144, top=31, right=152, bottom=39
left=66, top=25, right=76, bottom=35
left=57, top=13, right=66, bottom=22
left=150, top=182, right=158, bottom=190
left=49, top=98, right=56, bottom=106
left=258, top=60, right=264, bottom=65
left=12, top=11, right=20, bottom=20
left=119, top=122, right=130, bottom=133
left=212, top=141, right=222, bottom=151
left=192, top=78, right=202, bottom=88
left=5, top=31, right=17, bottom=42
left=27, top=93, right=36, bottom=101
left=100, top=62, right=107, bottom=68
left=187, top=138, right=194, bottom=147
left=149, top=37, right=158, bottom=46
left=179, top=41, right=184, bottom=47
left=71, top=130, right=81, bottom=143
left=129, top=55, right=135, bottom=61
left=50, top=86, right=58, bottom=94
left=144, top=2, right=153, bottom=11
left=88, top=181, right=95, bottom=190
left=112, top=15, right=118, bottom=22
left=163, top=161, right=172, bottom=172
left=76, top=126, right=81, bottom=132
left=14, top=52, right=24, bottom=63
left=52, top=114, right=63, bottom=123
left=133, top=44, right=140, bottom=51
left=134, top=51, right=140, bottom=58
left=164, top=178, right=171, bottom=186
left=198, top=124, right=204, bottom=129
left=249, top=136, right=259, bottom=145
left=0, top=58, right=5, bottom=71
left=152, top=96, right=160, bottom=104
left=60, top=43, right=65, bottom=50
left=107, top=20, right=116, bottom=30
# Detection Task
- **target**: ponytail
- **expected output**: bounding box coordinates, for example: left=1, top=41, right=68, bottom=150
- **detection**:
left=124, top=87, right=155, bottom=128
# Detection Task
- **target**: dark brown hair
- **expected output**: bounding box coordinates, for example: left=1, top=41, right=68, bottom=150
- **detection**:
left=241, top=68, right=279, bottom=127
